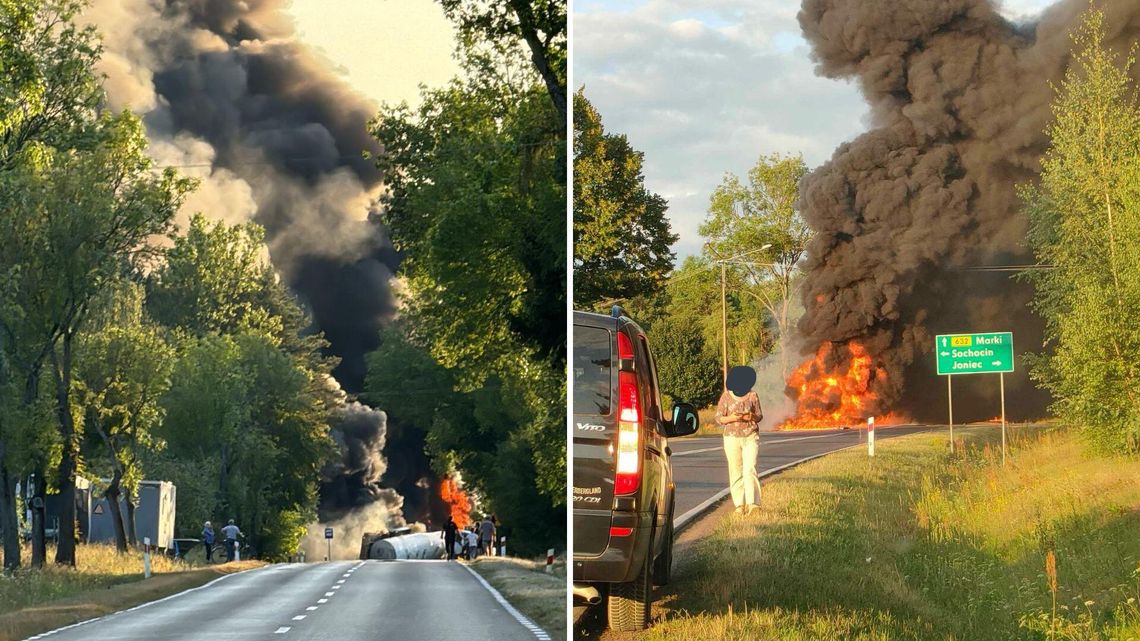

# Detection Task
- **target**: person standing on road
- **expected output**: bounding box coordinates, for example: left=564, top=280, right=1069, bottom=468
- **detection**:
left=442, top=516, right=459, bottom=560
left=479, top=515, right=496, bottom=557
left=716, top=366, right=763, bottom=516
left=465, top=526, right=479, bottom=560
left=201, top=521, right=215, bottom=563
left=221, top=519, right=242, bottom=562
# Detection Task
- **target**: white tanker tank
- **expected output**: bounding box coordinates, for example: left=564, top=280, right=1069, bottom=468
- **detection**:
left=359, top=527, right=445, bottom=560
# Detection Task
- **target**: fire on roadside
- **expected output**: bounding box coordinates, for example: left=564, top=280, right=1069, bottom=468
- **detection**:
left=780, top=341, right=907, bottom=430
left=439, top=478, right=472, bottom=528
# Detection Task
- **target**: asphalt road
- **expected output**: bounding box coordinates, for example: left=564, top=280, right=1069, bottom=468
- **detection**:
left=669, top=425, right=933, bottom=527
left=26, top=560, right=549, bottom=641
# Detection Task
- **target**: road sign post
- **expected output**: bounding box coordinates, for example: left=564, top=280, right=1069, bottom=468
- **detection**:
left=947, top=375, right=954, bottom=454
left=935, top=332, right=1013, bottom=464
left=867, top=416, right=875, bottom=457
left=1000, top=372, right=1006, bottom=466
left=325, top=526, right=333, bottom=561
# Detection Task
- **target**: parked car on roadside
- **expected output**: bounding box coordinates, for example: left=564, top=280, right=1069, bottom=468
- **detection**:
left=572, top=306, right=699, bottom=631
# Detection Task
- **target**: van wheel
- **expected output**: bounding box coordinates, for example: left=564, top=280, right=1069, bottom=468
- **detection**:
left=608, top=532, right=654, bottom=631
left=652, top=515, right=674, bottom=586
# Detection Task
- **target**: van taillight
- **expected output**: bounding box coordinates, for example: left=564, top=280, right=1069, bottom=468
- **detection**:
left=614, top=370, right=641, bottom=495
left=617, top=330, right=634, bottom=360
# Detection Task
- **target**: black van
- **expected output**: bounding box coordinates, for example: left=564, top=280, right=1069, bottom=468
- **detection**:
left=572, top=307, right=699, bottom=631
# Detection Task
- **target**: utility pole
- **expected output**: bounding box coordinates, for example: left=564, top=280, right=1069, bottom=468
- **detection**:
left=720, top=262, right=728, bottom=385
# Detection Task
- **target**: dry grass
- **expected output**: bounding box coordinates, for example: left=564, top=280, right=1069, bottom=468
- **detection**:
left=0, top=543, right=264, bottom=641
left=639, top=425, right=1140, bottom=641
left=470, top=554, right=567, bottom=641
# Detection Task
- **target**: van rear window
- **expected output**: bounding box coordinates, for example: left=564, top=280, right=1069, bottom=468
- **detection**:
left=573, top=326, right=611, bottom=415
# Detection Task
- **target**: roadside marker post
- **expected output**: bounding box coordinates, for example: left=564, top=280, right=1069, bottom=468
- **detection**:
left=143, top=537, right=152, bottom=578
left=867, top=417, right=875, bottom=457
left=500, top=536, right=507, bottom=558
left=325, top=526, right=334, bottom=561
left=545, top=548, right=554, bottom=573
left=935, top=332, right=1013, bottom=464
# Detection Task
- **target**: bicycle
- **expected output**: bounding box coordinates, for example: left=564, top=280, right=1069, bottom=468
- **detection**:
left=209, top=538, right=254, bottom=563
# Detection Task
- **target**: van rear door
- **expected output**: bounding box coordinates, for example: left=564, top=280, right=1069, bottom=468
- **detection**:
left=572, top=323, right=616, bottom=557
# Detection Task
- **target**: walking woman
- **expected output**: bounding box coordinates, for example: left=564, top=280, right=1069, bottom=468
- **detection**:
left=716, top=366, right=763, bottom=515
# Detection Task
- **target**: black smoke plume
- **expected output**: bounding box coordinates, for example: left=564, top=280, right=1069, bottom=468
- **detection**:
left=86, top=0, right=435, bottom=523
left=792, top=0, right=1140, bottom=422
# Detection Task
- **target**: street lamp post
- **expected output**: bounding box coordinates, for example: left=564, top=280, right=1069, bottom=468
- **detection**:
left=712, top=243, right=771, bottom=388
left=720, top=262, right=727, bottom=384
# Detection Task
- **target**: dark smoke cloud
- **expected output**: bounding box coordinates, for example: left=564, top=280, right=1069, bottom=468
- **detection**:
left=794, top=0, right=1140, bottom=422
left=89, top=0, right=394, bottom=390
left=319, top=400, right=403, bottom=523
left=85, top=0, right=429, bottom=522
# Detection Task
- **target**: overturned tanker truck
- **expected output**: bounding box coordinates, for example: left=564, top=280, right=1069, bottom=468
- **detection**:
left=359, top=527, right=445, bottom=560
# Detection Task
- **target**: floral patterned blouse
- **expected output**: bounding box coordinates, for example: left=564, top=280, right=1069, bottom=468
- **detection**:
left=715, top=390, right=762, bottom=437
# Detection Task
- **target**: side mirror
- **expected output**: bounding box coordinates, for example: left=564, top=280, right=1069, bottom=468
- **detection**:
left=664, top=402, right=699, bottom=438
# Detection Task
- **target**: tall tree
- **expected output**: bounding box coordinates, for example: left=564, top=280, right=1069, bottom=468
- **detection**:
left=438, top=0, right=566, bottom=124
left=573, top=89, right=677, bottom=309
left=0, top=0, right=107, bottom=571
left=17, top=115, right=190, bottom=566
left=369, top=12, right=565, bottom=551
left=701, top=152, right=810, bottom=378
left=76, top=282, right=173, bottom=552
left=1022, top=8, right=1140, bottom=454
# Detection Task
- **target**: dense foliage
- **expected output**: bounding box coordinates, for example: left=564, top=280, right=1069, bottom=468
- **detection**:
left=573, top=90, right=676, bottom=309
left=1022, top=9, right=1140, bottom=454
left=365, top=0, right=566, bottom=555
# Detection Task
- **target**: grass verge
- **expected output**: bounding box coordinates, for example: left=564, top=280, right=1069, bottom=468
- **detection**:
left=643, top=424, right=1140, bottom=641
left=470, top=555, right=567, bottom=641
left=0, top=543, right=264, bottom=641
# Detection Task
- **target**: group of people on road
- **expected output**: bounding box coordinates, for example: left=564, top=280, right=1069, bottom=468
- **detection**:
left=442, top=514, right=501, bottom=561
left=200, top=519, right=243, bottom=562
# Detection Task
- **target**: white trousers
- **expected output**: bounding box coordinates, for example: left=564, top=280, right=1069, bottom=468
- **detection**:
left=723, top=432, right=760, bottom=507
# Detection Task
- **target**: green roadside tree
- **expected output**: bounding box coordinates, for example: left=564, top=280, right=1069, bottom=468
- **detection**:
left=370, top=5, right=566, bottom=553
left=3, top=114, right=191, bottom=567
left=701, top=153, right=810, bottom=378
left=0, top=0, right=116, bottom=571
left=651, top=313, right=722, bottom=409
left=1021, top=8, right=1140, bottom=454
left=573, top=89, right=677, bottom=310
left=76, top=282, right=174, bottom=552
left=147, top=214, right=284, bottom=341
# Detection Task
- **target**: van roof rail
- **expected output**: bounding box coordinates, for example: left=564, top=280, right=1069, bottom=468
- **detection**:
left=611, top=305, right=627, bottom=319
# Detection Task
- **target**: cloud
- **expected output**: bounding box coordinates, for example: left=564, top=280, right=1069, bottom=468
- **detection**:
left=574, top=0, right=1059, bottom=259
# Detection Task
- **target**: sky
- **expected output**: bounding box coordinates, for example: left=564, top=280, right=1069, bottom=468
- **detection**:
left=287, top=0, right=459, bottom=107
left=574, top=0, right=1062, bottom=259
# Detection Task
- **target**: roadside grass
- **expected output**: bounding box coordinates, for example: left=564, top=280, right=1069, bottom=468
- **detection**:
left=644, top=424, right=1140, bottom=641
left=0, top=543, right=263, bottom=641
left=470, top=555, right=567, bottom=641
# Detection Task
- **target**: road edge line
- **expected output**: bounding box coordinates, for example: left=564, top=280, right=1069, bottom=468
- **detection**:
left=19, top=563, right=283, bottom=641
left=673, top=433, right=878, bottom=534
left=460, top=563, right=552, bottom=641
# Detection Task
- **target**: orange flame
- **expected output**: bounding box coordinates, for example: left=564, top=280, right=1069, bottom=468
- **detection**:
left=440, top=478, right=471, bottom=528
left=780, top=341, right=907, bottom=430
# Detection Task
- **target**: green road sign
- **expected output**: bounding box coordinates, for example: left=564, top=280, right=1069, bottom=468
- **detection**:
left=935, top=332, right=1014, bottom=375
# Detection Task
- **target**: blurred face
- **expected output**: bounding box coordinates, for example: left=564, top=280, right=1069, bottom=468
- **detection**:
left=726, top=366, right=756, bottom=396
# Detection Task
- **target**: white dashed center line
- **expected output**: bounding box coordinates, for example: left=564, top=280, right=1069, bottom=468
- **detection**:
left=324, top=592, right=335, bottom=597
left=306, top=606, right=318, bottom=611
left=318, top=598, right=328, bottom=603
left=274, top=627, right=290, bottom=634
left=292, top=615, right=306, bottom=621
